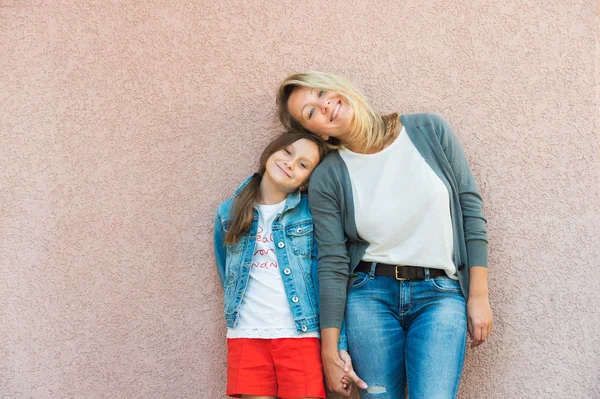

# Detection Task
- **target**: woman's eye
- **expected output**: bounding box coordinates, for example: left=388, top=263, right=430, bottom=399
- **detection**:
left=318, top=90, right=324, bottom=97
left=308, top=108, right=315, bottom=119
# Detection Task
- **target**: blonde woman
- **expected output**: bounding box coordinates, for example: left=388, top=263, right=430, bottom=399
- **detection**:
left=276, top=71, right=493, bottom=398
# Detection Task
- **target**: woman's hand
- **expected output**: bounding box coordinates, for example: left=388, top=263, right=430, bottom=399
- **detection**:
left=467, top=295, right=493, bottom=348
left=339, top=350, right=367, bottom=392
left=467, top=266, right=493, bottom=348
left=322, top=349, right=367, bottom=397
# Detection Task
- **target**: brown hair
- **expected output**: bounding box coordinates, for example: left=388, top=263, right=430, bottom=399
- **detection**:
left=224, top=132, right=328, bottom=244
left=276, top=71, right=400, bottom=151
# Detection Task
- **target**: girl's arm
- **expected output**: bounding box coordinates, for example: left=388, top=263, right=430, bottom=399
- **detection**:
left=213, top=211, right=227, bottom=288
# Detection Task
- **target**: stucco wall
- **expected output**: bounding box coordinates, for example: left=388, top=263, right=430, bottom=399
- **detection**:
left=1, top=1, right=599, bottom=398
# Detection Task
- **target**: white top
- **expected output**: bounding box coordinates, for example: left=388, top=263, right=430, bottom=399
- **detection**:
left=227, top=199, right=319, bottom=339
left=339, top=127, right=457, bottom=278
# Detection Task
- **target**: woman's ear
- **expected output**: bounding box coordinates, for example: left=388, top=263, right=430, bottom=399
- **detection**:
left=318, top=134, right=330, bottom=141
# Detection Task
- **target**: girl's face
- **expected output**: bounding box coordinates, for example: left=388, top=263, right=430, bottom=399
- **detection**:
left=287, top=87, right=354, bottom=142
left=263, top=138, right=321, bottom=193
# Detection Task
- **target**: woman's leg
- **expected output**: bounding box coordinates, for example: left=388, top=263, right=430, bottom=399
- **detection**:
left=404, top=276, right=467, bottom=399
left=345, top=272, right=406, bottom=399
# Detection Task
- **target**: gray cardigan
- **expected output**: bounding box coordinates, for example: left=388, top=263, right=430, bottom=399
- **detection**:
left=308, top=113, right=488, bottom=329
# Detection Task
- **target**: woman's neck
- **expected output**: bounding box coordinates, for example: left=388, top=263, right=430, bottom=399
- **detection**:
left=343, top=123, right=402, bottom=154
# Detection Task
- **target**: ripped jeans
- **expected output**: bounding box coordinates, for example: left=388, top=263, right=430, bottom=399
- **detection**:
left=346, top=268, right=467, bottom=399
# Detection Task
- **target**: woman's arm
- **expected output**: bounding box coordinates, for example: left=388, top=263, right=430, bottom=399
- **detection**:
left=308, top=164, right=365, bottom=394
left=434, top=115, right=493, bottom=345
left=468, top=266, right=493, bottom=346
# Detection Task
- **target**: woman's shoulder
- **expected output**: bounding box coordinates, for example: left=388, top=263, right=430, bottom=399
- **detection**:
left=310, top=151, right=344, bottom=185
left=400, top=113, right=448, bottom=129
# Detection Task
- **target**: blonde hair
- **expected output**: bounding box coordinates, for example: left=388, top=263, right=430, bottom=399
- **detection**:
left=276, top=71, right=399, bottom=150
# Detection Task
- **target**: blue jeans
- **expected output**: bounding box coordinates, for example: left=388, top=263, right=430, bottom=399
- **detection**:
left=345, top=268, right=467, bottom=399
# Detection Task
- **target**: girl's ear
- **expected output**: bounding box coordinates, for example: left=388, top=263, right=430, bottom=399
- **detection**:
left=299, top=183, right=308, bottom=191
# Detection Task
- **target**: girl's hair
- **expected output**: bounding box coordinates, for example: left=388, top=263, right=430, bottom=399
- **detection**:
left=276, top=70, right=400, bottom=150
left=224, top=131, right=328, bottom=244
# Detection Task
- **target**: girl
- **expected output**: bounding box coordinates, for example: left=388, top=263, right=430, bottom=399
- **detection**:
left=214, top=132, right=330, bottom=399
left=276, top=71, right=493, bottom=398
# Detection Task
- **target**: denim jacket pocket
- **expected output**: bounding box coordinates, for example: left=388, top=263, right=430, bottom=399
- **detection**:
left=286, top=221, right=313, bottom=256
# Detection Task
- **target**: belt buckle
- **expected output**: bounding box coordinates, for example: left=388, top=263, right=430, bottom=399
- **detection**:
left=395, top=265, right=409, bottom=281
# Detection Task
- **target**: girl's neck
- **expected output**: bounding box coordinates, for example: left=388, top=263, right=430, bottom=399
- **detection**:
left=257, top=177, right=289, bottom=205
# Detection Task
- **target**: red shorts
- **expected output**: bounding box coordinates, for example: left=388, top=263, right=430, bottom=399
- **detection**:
left=226, top=337, right=326, bottom=399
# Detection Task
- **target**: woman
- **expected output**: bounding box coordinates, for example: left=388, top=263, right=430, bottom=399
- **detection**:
left=275, top=71, right=493, bottom=398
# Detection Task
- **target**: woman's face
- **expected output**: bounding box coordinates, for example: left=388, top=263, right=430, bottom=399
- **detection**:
left=287, top=87, right=353, bottom=142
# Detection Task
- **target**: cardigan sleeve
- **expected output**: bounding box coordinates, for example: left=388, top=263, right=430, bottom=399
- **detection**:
left=308, top=162, right=350, bottom=330
left=432, top=114, right=489, bottom=268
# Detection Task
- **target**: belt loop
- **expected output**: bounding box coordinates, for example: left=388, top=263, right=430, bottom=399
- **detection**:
left=369, top=262, right=377, bottom=279
left=424, top=268, right=430, bottom=281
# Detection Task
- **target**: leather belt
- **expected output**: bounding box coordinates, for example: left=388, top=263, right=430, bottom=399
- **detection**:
left=355, top=261, right=446, bottom=281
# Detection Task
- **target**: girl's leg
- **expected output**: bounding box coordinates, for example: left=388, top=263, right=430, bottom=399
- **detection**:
left=345, top=272, right=406, bottom=399
left=227, top=339, right=278, bottom=398
left=405, top=277, right=467, bottom=399
left=272, top=338, right=326, bottom=399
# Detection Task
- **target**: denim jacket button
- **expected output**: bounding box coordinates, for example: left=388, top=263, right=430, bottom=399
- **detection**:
left=292, top=296, right=299, bottom=303
left=278, top=242, right=285, bottom=248
left=296, top=227, right=303, bottom=233
left=284, top=268, right=291, bottom=275
left=301, top=325, right=307, bottom=332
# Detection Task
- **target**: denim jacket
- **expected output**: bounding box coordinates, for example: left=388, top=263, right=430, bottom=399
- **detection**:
left=215, top=176, right=348, bottom=343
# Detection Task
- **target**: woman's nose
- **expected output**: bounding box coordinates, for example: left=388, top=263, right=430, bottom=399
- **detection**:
left=319, top=98, right=330, bottom=112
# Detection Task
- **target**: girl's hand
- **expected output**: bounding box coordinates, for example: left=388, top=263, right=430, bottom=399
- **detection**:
left=322, top=349, right=367, bottom=397
left=339, top=350, right=367, bottom=392
left=467, top=295, right=493, bottom=348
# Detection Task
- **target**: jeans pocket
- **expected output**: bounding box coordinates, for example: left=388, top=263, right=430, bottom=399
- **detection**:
left=350, top=272, right=370, bottom=290
left=429, top=276, right=462, bottom=293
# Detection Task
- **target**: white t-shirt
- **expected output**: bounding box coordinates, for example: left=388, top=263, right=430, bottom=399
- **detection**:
left=227, top=199, right=319, bottom=339
left=339, top=127, right=457, bottom=278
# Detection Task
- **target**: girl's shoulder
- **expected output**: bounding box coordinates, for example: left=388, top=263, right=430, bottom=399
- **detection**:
left=216, top=196, right=235, bottom=221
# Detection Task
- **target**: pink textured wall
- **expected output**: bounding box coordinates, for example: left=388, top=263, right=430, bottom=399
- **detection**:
left=1, top=1, right=599, bottom=398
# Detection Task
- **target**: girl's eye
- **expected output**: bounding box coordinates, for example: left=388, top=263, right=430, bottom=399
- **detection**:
left=318, top=90, right=324, bottom=97
left=308, top=108, right=315, bottom=120
left=299, top=162, right=307, bottom=169
left=284, top=149, right=291, bottom=155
